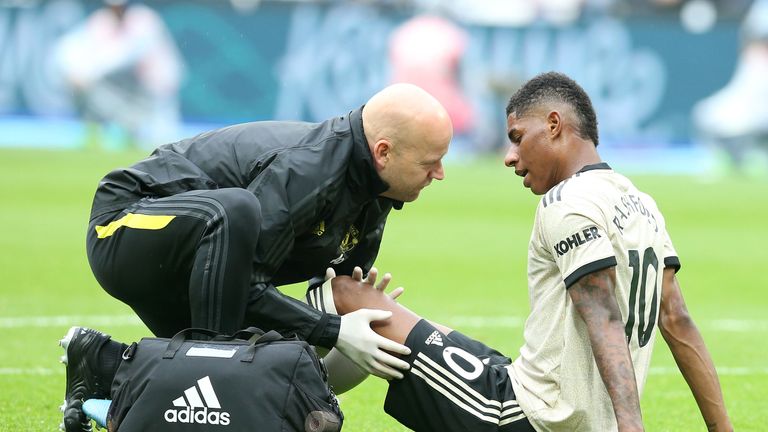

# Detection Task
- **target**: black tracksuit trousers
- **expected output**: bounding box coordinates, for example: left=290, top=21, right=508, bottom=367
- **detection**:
left=86, top=188, right=262, bottom=337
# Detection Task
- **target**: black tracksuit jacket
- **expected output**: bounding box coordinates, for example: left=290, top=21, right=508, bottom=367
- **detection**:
left=89, top=107, right=400, bottom=348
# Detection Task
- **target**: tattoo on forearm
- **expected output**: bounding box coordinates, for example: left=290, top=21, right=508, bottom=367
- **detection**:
left=572, top=269, right=643, bottom=428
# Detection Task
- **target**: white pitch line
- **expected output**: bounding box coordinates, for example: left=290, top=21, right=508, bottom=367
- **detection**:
left=0, top=367, right=60, bottom=375
left=444, top=316, right=768, bottom=332
left=649, top=366, right=768, bottom=376
left=708, top=319, right=768, bottom=332
left=446, top=316, right=525, bottom=328
left=0, top=314, right=143, bottom=329
left=3, top=366, right=768, bottom=376
left=0, top=314, right=765, bottom=332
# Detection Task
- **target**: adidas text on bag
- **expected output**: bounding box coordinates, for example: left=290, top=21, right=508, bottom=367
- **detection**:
left=163, top=376, right=231, bottom=426
left=108, top=327, right=342, bottom=432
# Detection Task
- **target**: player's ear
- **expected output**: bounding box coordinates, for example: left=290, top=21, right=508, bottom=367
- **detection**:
left=547, top=111, right=562, bottom=139
left=372, top=139, right=392, bottom=169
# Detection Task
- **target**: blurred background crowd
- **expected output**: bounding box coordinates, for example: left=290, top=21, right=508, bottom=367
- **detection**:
left=1, top=0, right=767, bottom=173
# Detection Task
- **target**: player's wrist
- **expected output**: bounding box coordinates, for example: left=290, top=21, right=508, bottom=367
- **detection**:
left=308, top=313, right=341, bottom=349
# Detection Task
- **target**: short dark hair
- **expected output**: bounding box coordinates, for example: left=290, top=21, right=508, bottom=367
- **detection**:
left=505, top=72, right=599, bottom=146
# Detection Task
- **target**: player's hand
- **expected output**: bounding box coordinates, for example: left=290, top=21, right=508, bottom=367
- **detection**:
left=335, top=309, right=411, bottom=380
left=352, top=266, right=405, bottom=300
left=351, top=266, right=365, bottom=282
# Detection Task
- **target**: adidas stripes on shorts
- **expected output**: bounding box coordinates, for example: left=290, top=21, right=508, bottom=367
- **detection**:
left=384, top=320, right=535, bottom=432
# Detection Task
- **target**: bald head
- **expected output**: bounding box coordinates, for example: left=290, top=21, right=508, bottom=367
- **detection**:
left=362, top=84, right=453, bottom=202
left=363, top=84, right=453, bottom=153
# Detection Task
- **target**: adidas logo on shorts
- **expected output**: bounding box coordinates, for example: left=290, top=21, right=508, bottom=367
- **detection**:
left=425, top=330, right=443, bottom=347
left=164, top=376, right=231, bottom=426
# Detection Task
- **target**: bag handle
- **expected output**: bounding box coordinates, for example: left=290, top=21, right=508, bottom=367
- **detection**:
left=207, top=326, right=267, bottom=342
left=163, top=327, right=286, bottom=360
left=163, top=328, right=222, bottom=359
left=229, top=326, right=266, bottom=341
left=240, top=330, right=285, bottom=363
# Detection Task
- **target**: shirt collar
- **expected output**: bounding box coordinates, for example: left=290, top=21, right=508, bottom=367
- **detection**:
left=577, top=162, right=612, bottom=173
left=347, top=106, right=403, bottom=209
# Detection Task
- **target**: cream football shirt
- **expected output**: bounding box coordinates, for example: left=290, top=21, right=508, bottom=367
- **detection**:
left=507, top=163, right=680, bottom=432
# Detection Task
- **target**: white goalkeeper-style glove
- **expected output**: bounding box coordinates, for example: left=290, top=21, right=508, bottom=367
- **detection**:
left=305, top=268, right=338, bottom=315
left=324, top=267, right=336, bottom=281
left=306, top=266, right=403, bottom=315
left=335, top=308, right=411, bottom=379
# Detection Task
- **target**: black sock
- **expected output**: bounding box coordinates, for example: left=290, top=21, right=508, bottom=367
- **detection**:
left=97, top=339, right=128, bottom=394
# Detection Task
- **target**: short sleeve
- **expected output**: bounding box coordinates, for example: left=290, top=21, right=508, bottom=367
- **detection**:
left=661, top=230, right=681, bottom=272
left=539, top=198, right=617, bottom=288
left=643, top=193, right=681, bottom=273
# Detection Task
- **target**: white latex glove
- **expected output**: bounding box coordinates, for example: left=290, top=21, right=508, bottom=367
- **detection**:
left=352, top=266, right=405, bottom=300
left=336, top=308, right=411, bottom=379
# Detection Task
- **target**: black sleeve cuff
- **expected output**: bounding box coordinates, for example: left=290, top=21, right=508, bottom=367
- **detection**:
left=306, top=313, right=341, bottom=349
left=564, top=257, right=618, bottom=288
left=665, top=256, right=681, bottom=273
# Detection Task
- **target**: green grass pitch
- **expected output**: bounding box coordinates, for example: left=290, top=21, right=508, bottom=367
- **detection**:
left=0, top=148, right=765, bottom=431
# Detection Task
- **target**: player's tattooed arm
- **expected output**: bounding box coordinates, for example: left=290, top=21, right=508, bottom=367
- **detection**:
left=569, top=267, right=644, bottom=432
left=658, top=268, right=733, bottom=432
